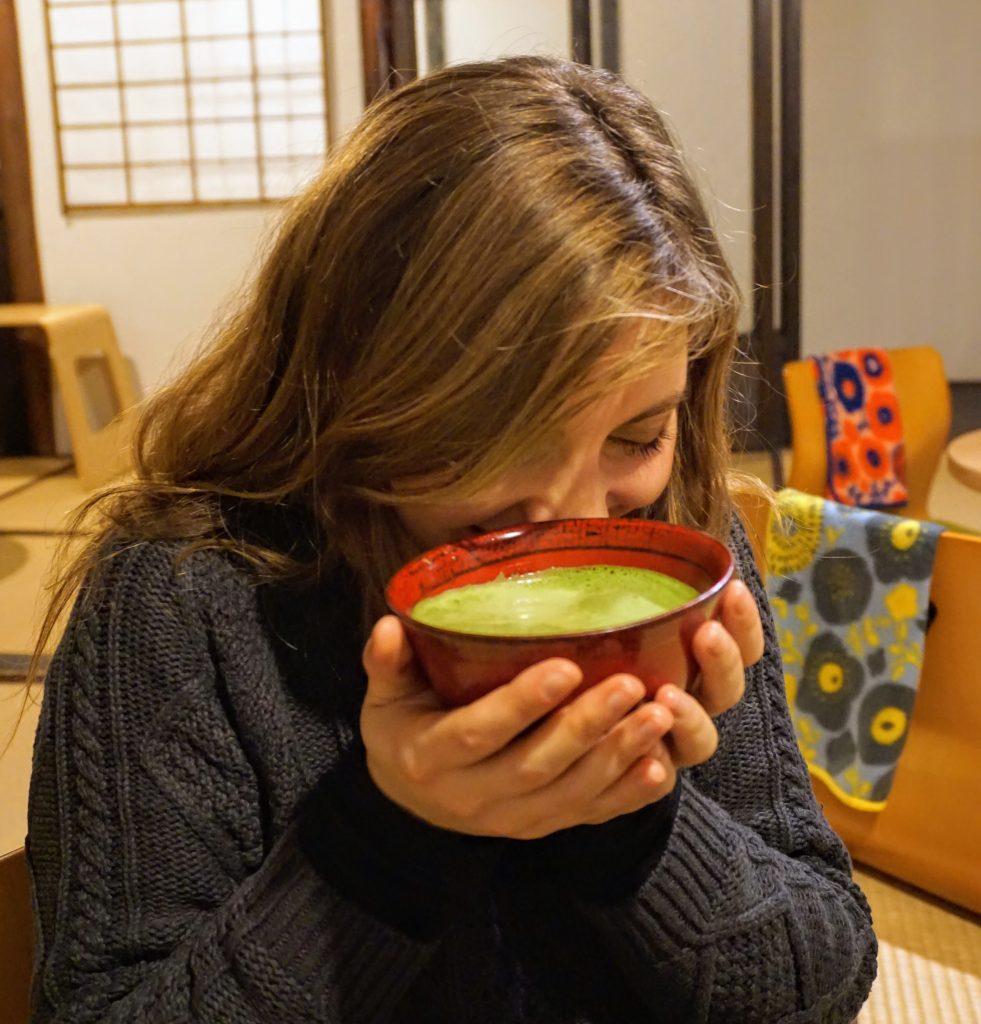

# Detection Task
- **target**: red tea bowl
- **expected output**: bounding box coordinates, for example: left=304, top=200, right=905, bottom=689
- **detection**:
left=385, top=517, right=734, bottom=707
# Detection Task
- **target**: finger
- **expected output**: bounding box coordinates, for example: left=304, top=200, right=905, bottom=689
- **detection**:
left=690, top=620, right=747, bottom=717
left=362, top=616, right=430, bottom=707
left=656, top=684, right=720, bottom=767
left=534, top=699, right=674, bottom=802
left=491, top=673, right=648, bottom=794
left=512, top=750, right=676, bottom=837
left=585, top=753, right=677, bottom=825
left=409, top=658, right=584, bottom=772
left=720, top=580, right=766, bottom=667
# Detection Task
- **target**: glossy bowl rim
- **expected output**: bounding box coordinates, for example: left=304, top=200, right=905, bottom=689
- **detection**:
left=385, top=517, right=735, bottom=644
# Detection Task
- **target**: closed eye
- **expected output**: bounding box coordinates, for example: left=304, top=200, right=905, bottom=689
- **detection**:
left=609, top=430, right=674, bottom=460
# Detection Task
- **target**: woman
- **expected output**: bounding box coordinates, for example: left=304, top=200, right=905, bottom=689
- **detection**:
left=27, top=57, right=876, bottom=1022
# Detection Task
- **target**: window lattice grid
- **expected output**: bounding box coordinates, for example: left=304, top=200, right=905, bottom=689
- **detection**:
left=45, top=0, right=330, bottom=210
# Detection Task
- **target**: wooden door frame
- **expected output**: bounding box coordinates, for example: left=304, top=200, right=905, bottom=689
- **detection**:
left=571, top=0, right=621, bottom=70
left=361, top=0, right=622, bottom=97
left=571, top=0, right=591, bottom=63
left=779, top=0, right=802, bottom=376
left=359, top=0, right=417, bottom=103
left=0, top=0, right=52, bottom=454
left=750, top=0, right=801, bottom=469
left=750, top=0, right=778, bottom=463
left=0, top=0, right=42, bottom=303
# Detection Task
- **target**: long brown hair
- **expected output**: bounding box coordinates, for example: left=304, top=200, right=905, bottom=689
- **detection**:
left=32, top=55, right=748, bottom=677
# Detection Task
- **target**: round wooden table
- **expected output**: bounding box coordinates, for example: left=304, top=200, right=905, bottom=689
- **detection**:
left=947, top=428, right=981, bottom=492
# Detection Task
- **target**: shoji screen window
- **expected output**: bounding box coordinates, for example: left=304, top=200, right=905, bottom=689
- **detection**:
left=46, top=0, right=330, bottom=210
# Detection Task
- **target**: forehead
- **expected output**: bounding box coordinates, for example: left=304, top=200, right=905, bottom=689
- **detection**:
left=581, top=352, right=688, bottom=427
left=598, top=317, right=689, bottom=367
left=575, top=321, right=689, bottom=408
left=534, top=341, right=688, bottom=456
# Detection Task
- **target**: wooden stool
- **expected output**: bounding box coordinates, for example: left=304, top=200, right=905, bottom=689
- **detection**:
left=947, top=429, right=981, bottom=493
left=0, top=304, right=138, bottom=490
left=0, top=848, right=32, bottom=1024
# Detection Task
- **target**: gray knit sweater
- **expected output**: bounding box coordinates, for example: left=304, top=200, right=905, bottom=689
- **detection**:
left=27, top=520, right=876, bottom=1023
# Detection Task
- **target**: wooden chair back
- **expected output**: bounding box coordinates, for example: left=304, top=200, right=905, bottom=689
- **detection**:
left=811, top=526, right=981, bottom=913
left=783, top=346, right=950, bottom=519
left=734, top=491, right=981, bottom=914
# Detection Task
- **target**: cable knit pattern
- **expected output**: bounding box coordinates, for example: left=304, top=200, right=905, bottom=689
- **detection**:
left=570, top=525, right=878, bottom=1023
left=66, top=618, right=113, bottom=975
left=28, top=521, right=876, bottom=1023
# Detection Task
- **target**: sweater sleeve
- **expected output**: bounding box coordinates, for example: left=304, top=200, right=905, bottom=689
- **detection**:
left=25, top=543, right=475, bottom=1024
left=522, top=516, right=878, bottom=1023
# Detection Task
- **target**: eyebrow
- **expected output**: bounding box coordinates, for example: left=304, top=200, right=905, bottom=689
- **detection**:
left=617, top=387, right=689, bottom=428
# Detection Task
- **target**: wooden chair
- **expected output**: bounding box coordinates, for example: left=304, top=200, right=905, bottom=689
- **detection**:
left=0, top=847, right=33, bottom=1024
left=783, top=346, right=951, bottom=520
left=0, top=304, right=138, bottom=490
left=808, top=525, right=981, bottom=915
left=735, top=489, right=981, bottom=914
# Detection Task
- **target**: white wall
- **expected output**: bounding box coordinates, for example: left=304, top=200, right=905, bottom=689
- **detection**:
left=619, top=0, right=753, bottom=332
left=14, top=0, right=365, bottom=397
left=441, top=0, right=570, bottom=65
left=802, top=0, right=981, bottom=380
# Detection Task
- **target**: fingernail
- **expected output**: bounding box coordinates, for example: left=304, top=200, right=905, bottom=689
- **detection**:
left=659, top=685, right=683, bottom=709
left=649, top=739, right=668, bottom=761
left=706, top=622, right=725, bottom=656
left=608, top=679, right=642, bottom=713
left=543, top=667, right=578, bottom=700
left=637, top=714, right=660, bottom=743
left=648, top=703, right=670, bottom=731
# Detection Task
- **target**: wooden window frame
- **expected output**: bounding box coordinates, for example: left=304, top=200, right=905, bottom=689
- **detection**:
left=44, top=0, right=334, bottom=214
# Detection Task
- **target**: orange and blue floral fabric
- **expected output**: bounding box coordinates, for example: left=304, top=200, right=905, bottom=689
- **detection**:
left=764, top=489, right=942, bottom=811
left=812, top=348, right=908, bottom=508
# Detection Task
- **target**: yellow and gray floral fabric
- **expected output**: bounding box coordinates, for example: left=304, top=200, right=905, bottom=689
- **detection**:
left=765, top=489, right=942, bottom=811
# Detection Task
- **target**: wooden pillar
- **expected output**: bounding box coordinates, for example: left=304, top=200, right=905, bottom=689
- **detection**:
left=570, top=0, right=592, bottom=65
left=423, top=0, right=445, bottom=70
left=0, top=0, right=52, bottom=455
left=751, top=0, right=801, bottom=475
left=780, top=0, right=802, bottom=368
left=751, top=0, right=777, bottom=465
left=599, top=0, right=620, bottom=73
left=360, top=0, right=418, bottom=103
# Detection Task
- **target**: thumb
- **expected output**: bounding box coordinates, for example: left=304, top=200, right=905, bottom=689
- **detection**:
left=362, top=615, right=428, bottom=707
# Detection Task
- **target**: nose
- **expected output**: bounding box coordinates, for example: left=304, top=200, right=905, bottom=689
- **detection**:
left=521, top=460, right=610, bottom=522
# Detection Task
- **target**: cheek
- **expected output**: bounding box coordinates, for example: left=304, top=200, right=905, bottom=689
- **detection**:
left=612, top=442, right=677, bottom=510
left=397, top=486, right=508, bottom=548
left=396, top=503, right=459, bottom=548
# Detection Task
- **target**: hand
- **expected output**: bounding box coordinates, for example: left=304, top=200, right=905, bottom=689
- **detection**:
left=651, top=578, right=765, bottom=767
left=361, top=616, right=678, bottom=840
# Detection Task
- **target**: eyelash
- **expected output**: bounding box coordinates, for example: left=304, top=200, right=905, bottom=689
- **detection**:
left=610, top=430, right=675, bottom=461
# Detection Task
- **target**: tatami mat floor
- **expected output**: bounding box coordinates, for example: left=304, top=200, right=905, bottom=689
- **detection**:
left=855, top=868, right=981, bottom=1023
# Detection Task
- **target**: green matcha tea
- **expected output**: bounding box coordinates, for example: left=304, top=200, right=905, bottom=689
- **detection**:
left=410, top=565, right=698, bottom=637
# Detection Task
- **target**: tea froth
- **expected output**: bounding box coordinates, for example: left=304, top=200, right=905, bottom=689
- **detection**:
left=410, top=565, right=698, bottom=637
